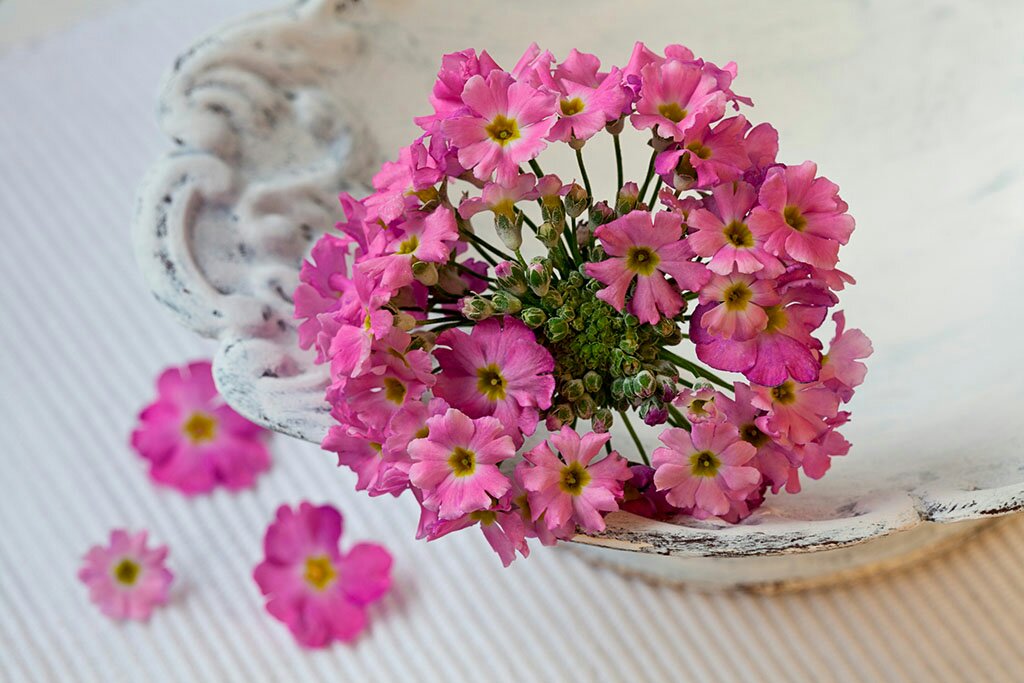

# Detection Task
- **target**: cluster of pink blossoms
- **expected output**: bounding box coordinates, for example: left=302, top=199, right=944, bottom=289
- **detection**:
left=296, top=42, right=872, bottom=565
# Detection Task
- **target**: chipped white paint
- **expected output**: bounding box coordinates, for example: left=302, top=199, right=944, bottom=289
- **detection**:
left=134, top=0, right=1024, bottom=587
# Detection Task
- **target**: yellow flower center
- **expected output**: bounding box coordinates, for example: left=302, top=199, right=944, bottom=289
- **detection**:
left=303, top=555, right=337, bottom=591
left=414, top=426, right=430, bottom=440
left=770, top=380, right=797, bottom=405
left=625, top=246, right=661, bottom=276
left=690, top=398, right=710, bottom=417
left=560, top=97, right=585, bottom=116
left=722, top=220, right=754, bottom=248
left=113, top=558, right=141, bottom=586
left=476, top=364, right=507, bottom=401
left=485, top=114, right=521, bottom=146
left=722, top=282, right=753, bottom=311
left=740, top=423, right=769, bottom=448
left=689, top=450, right=721, bottom=478
left=763, top=305, right=787, bottom=333
left=558, top=461, right=591, bottom=495
left=685, top=140, right=712, bottom=159
left=783, top=205, right=807, bottom=232
left=448, top=447, right=477, bottom=478
left=382, top=377, right=407, bottom=405
left=182, top=411, right=217, bottom=444
left=396, top=234, right=419, bottom=255
left=470, top=510, right=498, bottom=526
left=658, top=102, right=687, bottom=123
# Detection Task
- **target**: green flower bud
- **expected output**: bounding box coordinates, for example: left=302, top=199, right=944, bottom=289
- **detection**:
left=591, top=408, right=613, bottom=433
left=536, top=221, right=561, bottom=248
left=575, top=394, right=596, bottom=419
left=605, top=116, right=625, bottom=135
left=618, top=336, right=639, bottom=354
left=621, top=355, right=641, bottom=376
left=527, top=261, right=551, bottom=297
left=411, top=260, right=439, bottom=286
left=541, top=198, right=566, bottom=231
left=540, top=290, right=563, bottom=310
left=461, top=296, right=494, bottom=321
left=494, top=212, right=524, bottom=251
left=655, top=317, right=678, bottom=337
left=634, top=369, right=656, bottom=398
left=575, top=221, right=593, bottom=248
left=545, top=403, right=575, bottom=431
left=615, top=182, right=640, bottom=215
left=611, top=378, right=627, bottom=400
left=521, top=307, right=547, bottom=329
left=589, top=201, right=616, bottom=226
left=494, top=260, right=528, bottom=296
left=545, top=316, right=570, bottom=342
left=491, top=291, right=522, bottom=314
left=583, top=371, right=603, bottom=394
left=563, top=378, right=585, bottom=401
left=564, top=183, right=588, bottom=218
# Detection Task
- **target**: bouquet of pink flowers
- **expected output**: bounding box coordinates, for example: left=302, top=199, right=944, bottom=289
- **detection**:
left=295, top=42, right=872, bottom=565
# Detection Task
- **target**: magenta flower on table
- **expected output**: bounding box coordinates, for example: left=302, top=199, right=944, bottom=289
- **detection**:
left=130, top=361, right=270, bottom=494
left=748, top=161, right=855, bottom=270
left=443, top=70, right=557, bottom=185
left=78, top=530, right=173, bottom=622
left=586, top=210, right=709, bottom=324
left=652, top=422, right=760, bottom=518
left=408, top=408, right=516, bottom=520
left=253, top=503, right=392, bottom=648
left=433, top=317, right=555, bottom=444
left=517, top=427, right=631, bottom=534
left=687, top=180, right=783, bottom=277
left=631, top=59, right=726, bottom=141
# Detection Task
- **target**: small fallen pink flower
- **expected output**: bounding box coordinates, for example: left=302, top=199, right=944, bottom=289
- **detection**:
left=518, top=426, right=631, bottom=534
left=253, top=502, right=392, bottom=648
left=78, top=529, right=172, bottom=621
left=130, top=361, right=271, bottom=494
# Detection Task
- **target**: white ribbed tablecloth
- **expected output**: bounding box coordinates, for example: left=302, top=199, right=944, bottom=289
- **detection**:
left=1, top=2, right=1022, bottom=681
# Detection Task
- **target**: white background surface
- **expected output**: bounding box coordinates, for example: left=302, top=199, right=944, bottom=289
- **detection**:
left=1, top=2, right=1023, bottom=681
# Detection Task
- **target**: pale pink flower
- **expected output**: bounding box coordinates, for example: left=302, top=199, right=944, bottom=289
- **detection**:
left=687, top=180, right=783, bottom=277
left=752, top=380, right=840, bottom=445
left=655, top=116, right=752, bottom=189
left=797, top=413, right=852, bottom=479
left=674, top=385, right=723, bottom=424
left=417, top=48, right=503, bottom=128
left=356, top=205, right=459, bottom=291
left=652, top=422, right=759, bottom=518
left=433, top=317, right=555, bottom=444
left=78, top=530, right=172, bottom=621
left=586, top=210, right=709, bottom=324
left=459, top=173, right=537, bottom=220
left=547, top=67, right=627, bottom=143
left=698, top=271, right=780, bottom=341
left=717, top=383, right=801, bottom=494
left=820, top=311, right=872, bottom=402
left=253, top=503, right=392, bottom=647
left=365, top=140, right=443, bottom=225
left=130, top=361, right=270, bottom=494
left=416, top=492, right=530, bottom=567
left=517, top=427, right=631, bottom=534
left=408, top=408, right=516, bottom=520
left=631, top=60, right=726, bottom=141
left=443, top=70, right=557, bottom=185
left=747, top=161, right=855, bottom=270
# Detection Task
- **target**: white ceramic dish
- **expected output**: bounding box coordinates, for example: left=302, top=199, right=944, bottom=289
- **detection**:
left=134, top=0, right=1024, bottom=589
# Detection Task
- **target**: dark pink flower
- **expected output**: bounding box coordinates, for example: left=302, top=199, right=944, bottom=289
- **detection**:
left=820, top=311, right=873, bottom=402
left=131, top=361, right=270, bottom=494
left=78, top=530, right=172, bottom=621
left=717, top=383, right=801, bottom=494
left=253, top=503, right=392, bottom=647
left=747, top=161, right=855, bottom=270
left=652, top=422, right=759, bottom=518
left=586, top=210, right=709, bottom=324
left=752, top=380, right=840, bottom=445
left=518, top=427, right=631, bottom=533
left=655, top=115, right=752, bottom=190
left=433, top=317, right=555, bottom=444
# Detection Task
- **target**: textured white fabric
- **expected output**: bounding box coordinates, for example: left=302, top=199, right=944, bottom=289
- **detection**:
left=1, top=2, right=1023, bottom=682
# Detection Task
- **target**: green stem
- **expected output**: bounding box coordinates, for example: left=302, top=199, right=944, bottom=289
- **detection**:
left=520, top=211, right=539, bottom=232
left=618, top=410, right=649, bottom=465
left=659, top=350, right=733, bottom=390
left=575, top=147, right=593, bottom=206
left=429, top=321, right=472, bottom=333
left=637, top=149, right=658, bottom=205
left=667, top=404, right=692, bottom=432
left=528, top=159, right=545, bottom=178
left=425, top=316, right=468, bottom=325
left=459, top=228, right=511, bottom=264
left=648, top=177, right=664, bottom=206
left=514, top=249, right=528, bottom=268
left=452, top=261, right=493, bottom=282
left=613, top=133, right=624, bottom=191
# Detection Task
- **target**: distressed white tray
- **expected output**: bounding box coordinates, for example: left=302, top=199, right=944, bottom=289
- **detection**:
left=133, top=0, right=1024, bottom=588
